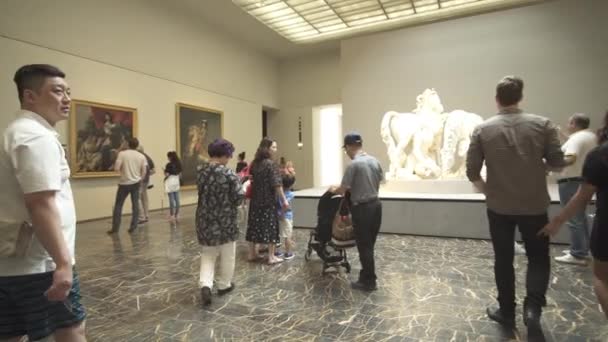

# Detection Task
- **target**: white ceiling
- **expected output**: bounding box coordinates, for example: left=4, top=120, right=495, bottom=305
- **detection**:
left=232, top=0, right=547, bottom=44
left=173, top=0, right=546, bottom=60
left=176, top=0, right=340, bottom=60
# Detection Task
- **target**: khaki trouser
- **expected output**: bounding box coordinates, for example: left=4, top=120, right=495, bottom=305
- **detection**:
left=138, top=182, right=149, bottom=221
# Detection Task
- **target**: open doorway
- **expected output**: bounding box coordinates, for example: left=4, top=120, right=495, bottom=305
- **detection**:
left=312, top=104, right=343, bottom=188
left=262, top=109, right=268, bottom=138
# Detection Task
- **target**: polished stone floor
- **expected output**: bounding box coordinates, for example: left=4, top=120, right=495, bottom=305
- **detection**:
left=75, top=206, right=607, bottom=341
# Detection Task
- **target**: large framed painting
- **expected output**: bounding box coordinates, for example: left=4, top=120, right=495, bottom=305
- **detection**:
left=69, top=100, right=137, bottom=178
left=176, top=103, right=223, bottom=189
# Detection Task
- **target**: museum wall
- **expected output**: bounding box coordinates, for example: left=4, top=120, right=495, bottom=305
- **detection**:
left=0, top=0, right=279, bottom=108
left=268, top=50, right=341, bottom=189
left=0, top=0, right=278, bottom=221
left=341, top=0, right=608, bottom=169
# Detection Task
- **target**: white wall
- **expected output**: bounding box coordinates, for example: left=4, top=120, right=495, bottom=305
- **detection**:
left=0, top=0, right=278, bottom=221
left=341, top=0, right=608, bottom=168
left=268, top=50, right=341, bottom=189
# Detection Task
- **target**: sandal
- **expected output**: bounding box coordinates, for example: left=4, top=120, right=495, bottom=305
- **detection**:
left=267, top=257, right=284, bottom=265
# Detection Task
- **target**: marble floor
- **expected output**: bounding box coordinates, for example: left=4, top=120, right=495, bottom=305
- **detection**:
left=75, top=206, right=607, bottom=341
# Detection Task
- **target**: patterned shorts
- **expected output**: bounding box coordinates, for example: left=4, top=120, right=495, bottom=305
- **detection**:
left=0, top=267, right=86, bottom=341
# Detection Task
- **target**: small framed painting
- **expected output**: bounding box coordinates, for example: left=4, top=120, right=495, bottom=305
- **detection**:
left=176, top=103, right=223, bottom=189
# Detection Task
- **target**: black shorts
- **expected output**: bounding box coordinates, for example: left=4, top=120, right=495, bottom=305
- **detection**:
left=591, top=220, right=608, bottom=262
left=0, top=267, right=86, bottom=341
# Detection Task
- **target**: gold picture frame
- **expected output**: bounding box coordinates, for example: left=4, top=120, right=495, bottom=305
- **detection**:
left=69, top=100, right=138, bottom=178
left=176, top=103, right=224, bottom=190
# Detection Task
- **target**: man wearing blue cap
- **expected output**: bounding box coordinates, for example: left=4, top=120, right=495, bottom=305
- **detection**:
left=331, top=132, right=384, bottom=291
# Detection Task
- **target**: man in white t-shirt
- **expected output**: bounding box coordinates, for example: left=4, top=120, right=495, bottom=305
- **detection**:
left=0, top=65, right=86, bottom=341
left=108, top=137, right=147, bottom=234
left=555, top=113, right=597, bottom=265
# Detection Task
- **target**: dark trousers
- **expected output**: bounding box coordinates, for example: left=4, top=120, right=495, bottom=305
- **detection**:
left=351, top=199, right=382, bottom=285
left=487, top=209, right=550, bottom=313
left=111, top=183, right=140, bottom=232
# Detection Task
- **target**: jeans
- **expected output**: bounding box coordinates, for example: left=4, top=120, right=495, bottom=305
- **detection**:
left=112, top=183, right=140, bottom=232
left=168, top=191, right=180, bottom=217
left=199, top=241, right=236, bottom=290
left=558, top=180, right=590, bottom=258
left=351, top=199, right=382, bottom=285
left=487, top=209, right=550, bottom=313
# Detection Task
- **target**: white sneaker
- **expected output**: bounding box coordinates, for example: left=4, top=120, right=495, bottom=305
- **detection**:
left=562, top=249, right=570, bottom=254
left=514, top=242, right=526, bottom=255
left=555, top=254, right=588, bottom=266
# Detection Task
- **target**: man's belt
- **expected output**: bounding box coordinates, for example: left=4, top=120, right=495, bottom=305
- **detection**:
left=557, top=177, right=583, bottom=184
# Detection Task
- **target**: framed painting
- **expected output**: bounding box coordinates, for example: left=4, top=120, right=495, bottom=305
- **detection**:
left=176, top=103, right=223, bottom=189
left=69, top=100, right=138, bottom=178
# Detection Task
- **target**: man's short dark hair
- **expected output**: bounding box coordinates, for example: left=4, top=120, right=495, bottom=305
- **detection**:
left=208, top=138, right=235, bottom=158
left=571, top=113, right=590, bottom=130
left=13, top=64, right=65, bottom=104
left=128, top=137, right=139, bottom=149
left=496, top=76, right=524, bottom=107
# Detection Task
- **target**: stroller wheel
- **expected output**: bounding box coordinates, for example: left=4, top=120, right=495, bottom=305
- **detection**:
left=305, top=248, right=312, bottom=261
left=344, top=263, right=351, bottom=273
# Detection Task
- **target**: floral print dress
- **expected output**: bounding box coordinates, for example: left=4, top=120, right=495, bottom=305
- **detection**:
left=245, top=159, right=282, bottom=244
left=195, top=163, right=244, bottom=246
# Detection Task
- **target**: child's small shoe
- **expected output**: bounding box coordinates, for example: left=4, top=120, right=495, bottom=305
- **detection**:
left=283, top=252, right=295, bottom=260
left=274, top=251, right=284, bottom=258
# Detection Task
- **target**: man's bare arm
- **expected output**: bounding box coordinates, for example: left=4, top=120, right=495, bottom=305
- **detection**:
left=24, top=191, right=73, bottom=301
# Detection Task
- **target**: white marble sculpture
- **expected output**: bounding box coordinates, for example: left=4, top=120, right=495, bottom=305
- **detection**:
left=380, top=89, right=483, bottom=180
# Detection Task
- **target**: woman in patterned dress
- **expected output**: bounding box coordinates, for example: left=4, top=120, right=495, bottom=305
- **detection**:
left=246, top=138, right=290, bottom=264
left=196, top=138, right=244, bottom=306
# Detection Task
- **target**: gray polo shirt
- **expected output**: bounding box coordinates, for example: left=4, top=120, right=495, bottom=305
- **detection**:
left=341, top=152, right=384, bottom=205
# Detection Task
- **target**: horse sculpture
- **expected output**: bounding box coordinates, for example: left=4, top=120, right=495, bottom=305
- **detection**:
left=380, top=89, right=483, bottom=180
left=439, top=110, right=484, bottom=178
left=381, top=89, right=445, bottom=179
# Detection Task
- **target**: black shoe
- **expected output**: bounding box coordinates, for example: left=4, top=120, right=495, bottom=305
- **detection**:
left=201, top=286, right=212, bottom=306
left=486, top=307, right=515, bottom=328
left=106, top=230, right=118, bottom=235
left=217, top=283, right=235, bottom=296
left=524, top=307, right=544, bottom=341
left=128, top=227, right=137, bottom=233
left=350, top=281, right=377, bottom=292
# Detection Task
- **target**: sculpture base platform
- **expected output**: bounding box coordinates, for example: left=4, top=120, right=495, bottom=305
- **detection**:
left=293, top=181, right=576, bottom=244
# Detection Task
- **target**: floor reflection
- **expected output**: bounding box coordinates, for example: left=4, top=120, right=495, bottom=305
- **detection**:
left=76, top=206, right=607, bottom=341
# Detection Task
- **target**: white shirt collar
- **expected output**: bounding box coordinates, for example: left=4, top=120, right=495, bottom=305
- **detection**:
left=17, top=109, right=59, bottom=137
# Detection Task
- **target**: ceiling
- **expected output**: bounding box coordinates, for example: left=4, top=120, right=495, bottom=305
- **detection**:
left=175, top=0, right=546, bottom=60
left=176, top=0, right=339, bottom=60
left=232, top=0, right=546, bottom=44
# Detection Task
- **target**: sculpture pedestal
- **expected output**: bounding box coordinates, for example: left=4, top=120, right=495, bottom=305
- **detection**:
left=292, top=182, right=572, bottom=244
left=382, top=179, right=479, bottom=194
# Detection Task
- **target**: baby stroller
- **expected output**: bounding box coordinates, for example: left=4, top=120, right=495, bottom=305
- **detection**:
left=305, top=191, right=356, bottom=274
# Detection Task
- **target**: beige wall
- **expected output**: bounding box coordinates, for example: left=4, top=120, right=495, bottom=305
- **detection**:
left=341, top=0, right=608, bottom=168
left=0, top=0, right=278, bottom=221
left=0, top=0, right=278, bottom=108
left=268, top=50, right=341, bottom=189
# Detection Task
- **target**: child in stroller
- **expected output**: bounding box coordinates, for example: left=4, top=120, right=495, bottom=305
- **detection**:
left=305, top=191, right=356, bottom=273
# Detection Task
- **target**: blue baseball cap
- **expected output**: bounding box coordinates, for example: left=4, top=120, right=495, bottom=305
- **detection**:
left=343, top=132, right=362, bottom=147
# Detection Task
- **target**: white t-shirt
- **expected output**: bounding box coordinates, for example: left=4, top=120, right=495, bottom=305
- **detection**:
left=115, top=149, right=147, bottom=185
left=560, top=129, right=597, bottom=179
left=0, top=110, right=76, bottom=276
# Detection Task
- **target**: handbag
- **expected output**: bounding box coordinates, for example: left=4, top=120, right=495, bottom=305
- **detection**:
left=331, top=198, right=354, bottom=241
